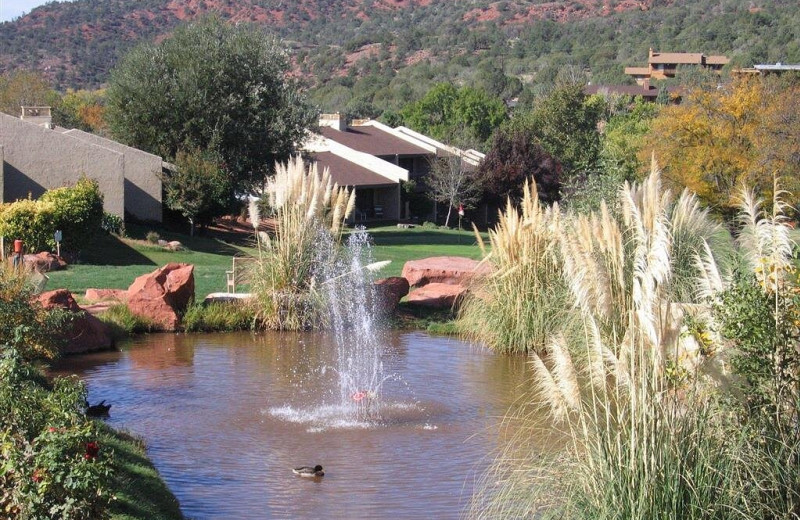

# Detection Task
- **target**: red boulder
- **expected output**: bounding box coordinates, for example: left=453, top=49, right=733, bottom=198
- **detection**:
left=373, top=277, right=410, bottom=312
left=406, top=283, right=467, bottom=309
left=401, top=256, right=488, bottom=288
left=36, top=289, right=113, bottom=354
left=23, top=252, right=67, bottom=273
left=85, top=288, right=127, bottom=303
left=126, top=263, right=195, bottom=331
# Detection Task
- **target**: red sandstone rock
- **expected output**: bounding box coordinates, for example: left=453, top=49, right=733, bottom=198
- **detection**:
left=126, top=263, right=195, bottom=331
left=405, top=283, right=467, bottom=309
left=36, top=289, right=113, bottom=353
left=401, top=256, right=488, bottom=288
left=374, top=276, right=410, bottom=312
left=85, top=288, right=127, bottom=303
left=23, top=252, right=67, bottom=272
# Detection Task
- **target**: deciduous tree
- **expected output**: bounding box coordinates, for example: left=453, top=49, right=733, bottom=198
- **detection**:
left=106, top=17, right=315, bottom=203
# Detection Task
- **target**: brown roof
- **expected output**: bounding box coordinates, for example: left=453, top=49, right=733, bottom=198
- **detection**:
left=320, top=125, right=433, bottom=157
left=706, top=55, right=730, bottom=65
left=624, top=67, right=651, bottom=75
left=649, top=52, right=704, bottom=65
left=310, top=152, right=398, bottom=187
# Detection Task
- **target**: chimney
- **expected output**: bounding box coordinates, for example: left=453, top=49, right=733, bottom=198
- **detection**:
left=318, top=112, right=348, bottom=132
left=643, top=78, right=650, bottom=90
left=20, top=106, right=53, bottom=129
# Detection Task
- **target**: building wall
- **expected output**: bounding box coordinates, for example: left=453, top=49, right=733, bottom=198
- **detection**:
left=63, top=130, right=162, bottom=222
left=0, top=113, right=124, bottom=217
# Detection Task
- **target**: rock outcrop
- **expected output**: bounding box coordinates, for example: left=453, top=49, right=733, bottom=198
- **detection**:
left=36, top=289, right=113, bottom=354
left=401, top=256, right=488, bottom=288
left=126, top=263, right=195, bottom=331
left=84, top=288, right=127, bottom=303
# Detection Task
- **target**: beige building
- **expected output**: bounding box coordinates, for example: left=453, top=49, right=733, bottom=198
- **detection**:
left=0, top=110, right=163, bottom=221
left=625, top=48, right=729, bottom=85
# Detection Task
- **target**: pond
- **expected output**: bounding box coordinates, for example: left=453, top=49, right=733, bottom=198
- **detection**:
left=52, top=331, right=532, bottom=519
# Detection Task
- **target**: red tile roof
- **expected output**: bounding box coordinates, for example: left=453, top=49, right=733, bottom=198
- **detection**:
left=310, top=151, right=398, bottom=187
left=319, top=125, right=433, bottom=157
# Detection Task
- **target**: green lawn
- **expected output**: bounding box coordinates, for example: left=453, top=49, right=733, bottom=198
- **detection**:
left=45, top=224, right=486, bottom=299
left=47, top=225, right=255, bottom=300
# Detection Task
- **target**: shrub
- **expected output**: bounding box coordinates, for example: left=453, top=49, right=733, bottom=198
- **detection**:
left=146, top=231, right=160, bottom=244
left=0, top=177, right=104, bottom=255
left=421, top=221, right=437, bottom=229
left=101, top=212, right=125, bottom=236
left=39, top=177, right=105, bottom=253
left=182, top=301, right=254, bottom=332
left=0, top=341, right=113, bottom=518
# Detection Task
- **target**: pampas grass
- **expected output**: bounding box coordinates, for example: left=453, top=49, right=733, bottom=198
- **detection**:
left=251, top=156, right=355, bottom=330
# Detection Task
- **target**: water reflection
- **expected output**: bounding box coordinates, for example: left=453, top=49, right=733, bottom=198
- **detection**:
left=52, top=331, right=534, bottom=519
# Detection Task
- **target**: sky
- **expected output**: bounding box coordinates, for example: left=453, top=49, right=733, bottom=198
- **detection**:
left=0, top=0, right=70, bottom=23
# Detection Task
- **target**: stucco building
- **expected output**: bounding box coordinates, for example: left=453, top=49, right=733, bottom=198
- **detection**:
left=0, top=110, right=162, bottom=221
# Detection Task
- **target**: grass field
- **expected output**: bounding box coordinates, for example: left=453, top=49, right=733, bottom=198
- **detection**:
left=45, top=224, right=485, bottom=300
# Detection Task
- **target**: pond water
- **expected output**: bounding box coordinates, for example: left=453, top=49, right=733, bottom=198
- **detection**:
left=52, top=331, right=532, bottom=519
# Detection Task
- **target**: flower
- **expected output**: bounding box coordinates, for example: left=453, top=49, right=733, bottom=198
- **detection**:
left=48, top=427, right=56, bottom=433
left=85, top=441, right=100, bottom=460
left=351, top=391, right=367, bottom=402
left=32, top=469, right=44, bottom=483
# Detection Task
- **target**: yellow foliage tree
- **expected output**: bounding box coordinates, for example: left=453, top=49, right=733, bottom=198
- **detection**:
left=642, top=78, right=799, bottom=217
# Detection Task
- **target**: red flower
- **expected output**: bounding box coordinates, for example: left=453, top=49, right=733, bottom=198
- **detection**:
left=48, top=427, right=56, bottom=433
left=351, top=391, right=367, bottom=402
left=32, top=469, right=43, bottom=483
left=85, top=441, right=100, bottom=460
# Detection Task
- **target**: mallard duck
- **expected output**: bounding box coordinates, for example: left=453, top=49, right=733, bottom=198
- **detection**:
left=85, top=400, right=111, bottom=418
left=292, top=465, right=324, bottom=477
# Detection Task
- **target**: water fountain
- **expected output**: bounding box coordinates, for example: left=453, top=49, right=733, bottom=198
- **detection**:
left=270, top=227, right=398, bottom=428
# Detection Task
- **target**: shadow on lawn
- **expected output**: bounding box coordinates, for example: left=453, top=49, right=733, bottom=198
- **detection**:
left=80, top=234, right=157, bottom=266
left=365, top=230, right=482, bottom=247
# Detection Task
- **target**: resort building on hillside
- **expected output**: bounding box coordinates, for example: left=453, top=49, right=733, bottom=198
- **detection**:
left=0, top=109, right=163, bottom=222
left=625, top=48, right=729, bottom=85
left=306, top=113, right=484, bottom=222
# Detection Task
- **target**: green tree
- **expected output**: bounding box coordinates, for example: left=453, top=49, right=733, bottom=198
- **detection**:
left=518, top=83, right=604, bottom=174
left=400, top=83, right=506, bottom=147
left=0, top=70, right=58, bottom=117
left=163, top=148, right=230, bottom=236
left=106, top=17, right=315, bottom=201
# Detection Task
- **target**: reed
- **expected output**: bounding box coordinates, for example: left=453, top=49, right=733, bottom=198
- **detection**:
left=472, top=163, right=741, bottom=518
left=250, top=156, right=355, bottom=330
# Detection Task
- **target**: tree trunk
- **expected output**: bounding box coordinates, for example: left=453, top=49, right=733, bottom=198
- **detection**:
left=189, top=218, right=195, bottom=237
left=444, top=205, right=453, bottom=228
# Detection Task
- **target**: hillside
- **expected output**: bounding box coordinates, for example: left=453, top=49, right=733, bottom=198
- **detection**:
left=1, top=0, right=798, bottom=110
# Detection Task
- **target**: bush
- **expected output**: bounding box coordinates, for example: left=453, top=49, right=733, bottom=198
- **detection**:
left=0, top=177, right=104, bottom=255
left=146, top=231, right=160, bottom=244
left=101, top=213, right=125, bottom=236
left=0, top=342, right=113, bottom=518
left=421, top=221, right=438, bottom=229
left=182, top=301, right=254, bottom=332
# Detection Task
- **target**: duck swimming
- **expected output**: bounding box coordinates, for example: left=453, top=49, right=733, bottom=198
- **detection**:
left=85, top=400, right=111, bottom=418
left=293, top=465, right=324, bottom=477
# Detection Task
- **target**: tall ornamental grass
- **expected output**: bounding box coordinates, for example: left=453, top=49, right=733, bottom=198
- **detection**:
left=459, top=181, right=570, bottom=353
left=472, top=164, right=748, bottom=519
left=251, top=156, right=355, bottom=330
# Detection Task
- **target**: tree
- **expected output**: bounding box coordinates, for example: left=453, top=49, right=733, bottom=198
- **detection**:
left=517, top=83, right=605, bottom=175
left=53, top=89, right=107, bottom=134
left=106, top=17, right=315, bottom=203
left=642, top=77, right=800, bottom=217
left=477, top=124, right=562, bottom=206
left=0, top=70, right=58, bottom=117
left=163, top=148, right=230, bottom=236
left=400, top=83, right=507, bottom=147
left=427, top=154, right=482, bottom=227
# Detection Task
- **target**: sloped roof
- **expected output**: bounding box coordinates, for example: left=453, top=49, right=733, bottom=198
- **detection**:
left=320, top=125, right=433, bottom=157
left=311, top=151, right=398, bottom=187
left=624, top=67, right=651, bottom=75
left=706, top=55, right=730, bottom=65
left=649, top=52, right=704, bottom=65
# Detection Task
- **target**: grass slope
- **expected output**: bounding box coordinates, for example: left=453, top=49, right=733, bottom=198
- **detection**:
left=101, top=425, right=184, bottom=520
